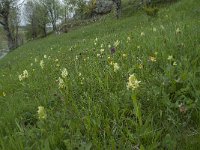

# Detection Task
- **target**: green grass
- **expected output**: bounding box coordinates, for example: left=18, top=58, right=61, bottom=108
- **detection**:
left=0, top=0, right=200, bottom=149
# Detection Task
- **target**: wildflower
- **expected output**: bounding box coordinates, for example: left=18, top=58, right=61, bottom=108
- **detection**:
left=153, top=27, right=157, bottom=32
left=114, top=40, right=120, bottom=47
left=35, top=58, right=38, bottom=62
left=58, top=77, right=65, bottom=89
left=167, top=55, right=173, bottom=60
left=31, top=63, right=33, bottom=66
left=123, top=53, right=127, bottom=57
left=97, top=54, right=101, bottom=57
left=173, top=62, right=177, bottom=66
left=101, top=44, right=104, bottom=48
left=37, top=106, right=47, bottom=120
left=114, top=63, right=120, bottom=72
left=127, top=37, right=131, bottom=41
left=79, top=73, right=82, bottom=76
left=137, top=46, right=141, bottom=49
left=108, top=44, right=111, bottom=48
left=138, top=64, right=143, bottom=69
left=127, top=74, right=141, bottom=91
left=19, top=75, right=23, bottom=81
left=176, top=28, right=181, bottom=34
left=149, top=56, right=156, bottom=62
left=94, top=42, right=97, bottom=46
left=23, top=70, right=29, bottom=78
left=3, top=92, right=6, bottom=97
left=40, top=60, right=44, bottom=69
left=95, top=37, right=98, bottom=42
left=154, top=51, right=158, bottom=55
left=55, top=59, right=59, bottom=62
left=141, top=32, right=145, bottom=36
left=61, top=68, right=68, bottom=78
left=108, top=56, right=111, bottom=60
left=111, top=47, right=116, bottom=54
left=100, top=49, right=104, bottom=53
left=44, top=55, right=47, bottom=59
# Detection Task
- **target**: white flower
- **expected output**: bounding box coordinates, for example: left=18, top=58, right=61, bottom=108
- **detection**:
left=97, top=54, right=101, bottom=57
left=44, top=55, right=47, bottom=59
left=176, top=28, right=181, bottom=34
left=114, top=63, right=120, bottom=72
left=101, top=44, right=104, bottom=48
left=153, top=27, right=157, bottom=32
left=58, top=77, right=65, bottom=89
left=127, top=37, right=131, bottom=41
left=61, top=68, right=68, bottom=78
left=127, top=74, right=141, bottom=91
left=18, top=74, right=23, bottom=81
left=108, top=44, right=111, bottom=48
left=55, top=59, right=59, bottom=62
left=100, top=49, right=104, bottom=53
left=37, top=106, right=47, bottom=120
left=23, top=70, right=29, bottom=78
left=122, top=54, right=127, bottom=57
left=173, top=62, right=177, bottom=66
left=40, top=60, right=44, bottom=69
left=79, top=73, right=82, bottom=76
left=167, top=55, right=173, bottom=60
left=141, top=32, right=145, bottom=36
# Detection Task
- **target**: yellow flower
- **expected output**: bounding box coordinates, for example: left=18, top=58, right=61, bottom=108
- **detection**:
left=19, top=70, right=29, bottom=81
left=58, top=77, right=65, bottom=89
left=176, top=28, right=181, bottom=34
left=114, top=63, right=120, bottom=72
left=97, top=54, right=101, bottom=57
left=173, top=62, right=177, bottom=66
left=40, top=60, right=44, bottom=69
left=167, top=55, right=173, bottom=60
left=127, top=74, right=141, bottom=91
left=61, top=68, right=68, bottom=78
left=149, top=56, right=156, bottom=62
left=100, top=49, right=104, bottom=53
left=37, top=106, right=47, bottom=120
left=122, top=54, right=127, bottom=57
left=23, top=70, right=29, bottom=78
left=141, top=32, right=145, bottom=36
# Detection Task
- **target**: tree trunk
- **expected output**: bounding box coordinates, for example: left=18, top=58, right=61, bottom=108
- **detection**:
left=3, top=17, right=16, bottom=50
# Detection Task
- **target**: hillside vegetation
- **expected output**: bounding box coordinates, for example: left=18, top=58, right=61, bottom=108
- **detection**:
left=0, top=0, right=200, bottom=149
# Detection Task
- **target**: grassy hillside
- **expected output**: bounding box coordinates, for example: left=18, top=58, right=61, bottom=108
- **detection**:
left=0, top=0, right=200, bottom=149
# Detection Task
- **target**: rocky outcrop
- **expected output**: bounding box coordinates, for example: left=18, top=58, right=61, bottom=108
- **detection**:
left=94, top=0, right=114, bottom=15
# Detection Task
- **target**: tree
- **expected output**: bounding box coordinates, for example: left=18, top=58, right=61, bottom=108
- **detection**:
left=24, top=0, right=49, bottom=39
left=41, top=0, right=62, bottom=31
left=0, top=0, right=19, bottom=50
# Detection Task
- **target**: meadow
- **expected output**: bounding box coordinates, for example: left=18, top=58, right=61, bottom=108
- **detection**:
left=0, top=0, right=200, bottom=149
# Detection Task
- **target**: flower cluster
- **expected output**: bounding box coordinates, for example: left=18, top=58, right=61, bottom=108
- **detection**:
left=37, top=106, right=47, bottom=120
left=61, top=68, right=68, bottom=78
left=127, top=74, right=141, bottom=91
left=19, top=70, right=29, bottom=81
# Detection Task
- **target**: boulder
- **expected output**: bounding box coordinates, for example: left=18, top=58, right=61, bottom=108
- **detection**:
left=94, top=0, right=113, bottom=15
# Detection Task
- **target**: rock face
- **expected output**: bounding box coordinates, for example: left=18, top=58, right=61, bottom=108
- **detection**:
left=94, top=0, right=114, bottom=15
